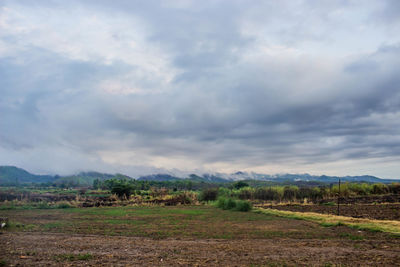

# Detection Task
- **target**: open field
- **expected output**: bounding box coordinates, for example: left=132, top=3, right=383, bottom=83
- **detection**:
left=1, top=205, right=400, bottom=266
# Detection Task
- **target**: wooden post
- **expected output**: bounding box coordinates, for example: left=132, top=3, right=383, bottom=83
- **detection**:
left=337, top=179, right=341, bottom=216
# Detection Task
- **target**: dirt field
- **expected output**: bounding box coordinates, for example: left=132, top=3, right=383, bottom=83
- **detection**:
left=1, top=205, right=400, bottom=266
left=258, top=203, right=400, bottom=220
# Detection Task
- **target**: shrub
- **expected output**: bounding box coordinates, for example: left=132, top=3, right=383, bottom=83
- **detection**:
left=224, top=198, right=237, bottom=210
left=216, top=197, right=236, bottom=210
left=216, top=198, right=251, bottom=212
left=111, top=182, right=133, bottom=199
left=233, top=181, right=249, bottom=189
left=199, top=188, right=218, bottom=201
left=235, top=200, right=252, bottom=212
left=218, top=187, right=231, bottom=198
left=372, top=183, right=388, bottom=195
left=56, top=203, right=72, bottom=209
left=216, top=197, right=226, bottom=209
left=389, top=183, right=400, bottom=194
left=238, top=188, right=253, bottom=200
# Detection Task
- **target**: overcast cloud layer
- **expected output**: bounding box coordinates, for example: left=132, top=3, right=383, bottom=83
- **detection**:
left=1, top=0, right=400, bottom=178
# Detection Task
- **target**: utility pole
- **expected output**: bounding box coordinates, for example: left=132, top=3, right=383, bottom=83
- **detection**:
left=337, top=178, right=341, bottom=216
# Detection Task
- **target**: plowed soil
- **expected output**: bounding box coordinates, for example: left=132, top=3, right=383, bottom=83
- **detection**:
left=1, top=205, right=400, bottom=266
left=2, top=232, right=400, bottom=266
left=259, top=203, right=400, bottom=220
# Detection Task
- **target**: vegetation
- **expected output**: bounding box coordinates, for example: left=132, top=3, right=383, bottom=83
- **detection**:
left=216, top=197, right=252, bottom=212
left=256, top=208, right=400, bottom=235
left=214, top=182, right=400, bottom=202
left=1, top=205, right=370, bottom=240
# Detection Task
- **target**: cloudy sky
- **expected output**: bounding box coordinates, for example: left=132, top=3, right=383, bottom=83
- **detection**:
left=1, top=0, right=400, bottom=178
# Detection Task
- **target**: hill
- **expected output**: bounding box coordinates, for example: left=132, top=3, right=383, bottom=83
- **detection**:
left=0, top=166, right=55, bottom=185
left=1, top=166, right=398, bottom=186
left=53, top=172, right=119, bottom=187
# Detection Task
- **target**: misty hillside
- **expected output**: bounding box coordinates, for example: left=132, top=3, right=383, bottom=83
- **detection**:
left=0, top=166, right=55, bottom=185
left=1, top=166, right=399, bottom=186
left=0, top=166, right=128, bottom=186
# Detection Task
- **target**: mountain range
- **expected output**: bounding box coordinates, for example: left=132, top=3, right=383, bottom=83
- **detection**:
left=0, top=165, right=398, bottom=186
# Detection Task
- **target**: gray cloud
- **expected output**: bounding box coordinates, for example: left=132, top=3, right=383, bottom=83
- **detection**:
left=0, top=1, right=400, bottom=178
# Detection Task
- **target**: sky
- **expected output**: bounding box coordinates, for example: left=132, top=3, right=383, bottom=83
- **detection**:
left=0, top=0, right=400, bottom=178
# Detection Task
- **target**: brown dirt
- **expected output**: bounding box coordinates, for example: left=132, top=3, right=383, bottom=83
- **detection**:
left=1, top=231, right=400, bottom=266
left=1, top=205, right=400, bottom=266
left=257, top=203, right=400, bottom=220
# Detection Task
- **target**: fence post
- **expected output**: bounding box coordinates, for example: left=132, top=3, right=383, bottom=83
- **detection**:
left=337, top=179, right=341, bottom=216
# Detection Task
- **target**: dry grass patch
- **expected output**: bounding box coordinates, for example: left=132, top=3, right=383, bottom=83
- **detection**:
left=256, top=208, right=400, bottom=235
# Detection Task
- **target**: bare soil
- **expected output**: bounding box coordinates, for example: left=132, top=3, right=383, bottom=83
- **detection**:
left=1, top=232, right=400, bottom=266
left=1, top=205, right=400, bottom=266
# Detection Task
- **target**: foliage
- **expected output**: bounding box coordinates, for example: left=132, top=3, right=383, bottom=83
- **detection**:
left=234, top=200, right=252, bottom=211
left=233, top=181, right=249, bottom=189
left=198, top=188, right=219, bottom=201
left=216, top=197, right=252, bottom=212
left=110, top=180, right=134, bottom=198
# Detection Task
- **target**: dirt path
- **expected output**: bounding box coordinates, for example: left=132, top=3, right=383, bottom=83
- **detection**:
left=1, top=232, right=400, bottom=266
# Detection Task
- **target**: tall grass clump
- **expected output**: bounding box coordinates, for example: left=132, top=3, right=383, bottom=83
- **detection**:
left=235, top=200, right=252, bottom=211
left=216, top=197, right=252, bottom=212
left=217, top=197, right=236, bottom=210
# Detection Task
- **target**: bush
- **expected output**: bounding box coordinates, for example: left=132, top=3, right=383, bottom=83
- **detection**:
left=233, top=181, right=249, bottom=189
left=216, top=197, right=251, bottom=212
left=111, top=182, right=133, bottom=199
left=235, top=200, right=252, bottom=211
left=389, top=183, right=400, bottom=194
left=199, top=188, right=218, bottom=201
left=216, top=197, right=236, bottom=210
left=372, top=184, right=388, bottom=195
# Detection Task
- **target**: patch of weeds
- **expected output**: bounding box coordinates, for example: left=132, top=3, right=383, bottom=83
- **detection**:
left=0, top=204, right=17, bottom=210
left=56, top=203, right=73, bottom=209
left=0, top=259, right=7, bottom=267
left=322, top=202, right=336, bottom=206
left=54, top=253, right=93, bottom=262
left=320, top=222, right=345, bottom=227
left=235, top=200, right=252, bottom=211
left=216, top=198, right=252, bottom=212
left=37, top=202, right=53, bottom=209
left=339, top=233, right=365, bottom=240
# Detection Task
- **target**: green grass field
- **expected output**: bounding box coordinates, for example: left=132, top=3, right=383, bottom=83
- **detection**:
left=3, top=205, right=395, bottom=242
left=2, top=205, right=400, bottom=266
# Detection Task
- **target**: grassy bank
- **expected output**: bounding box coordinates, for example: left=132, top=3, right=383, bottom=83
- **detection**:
left=255, top=207, right=400, bottom=235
